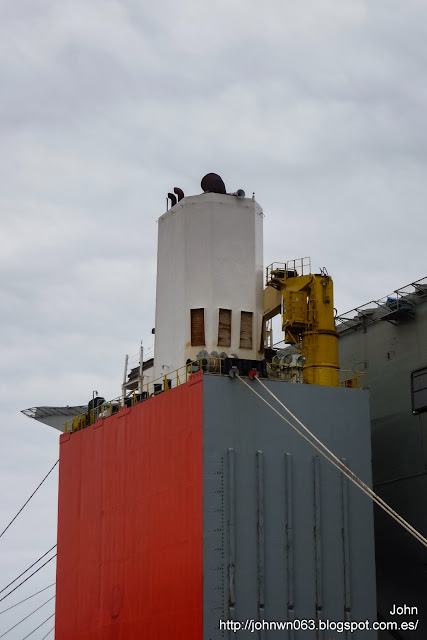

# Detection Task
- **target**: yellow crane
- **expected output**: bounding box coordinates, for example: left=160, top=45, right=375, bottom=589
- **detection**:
left=263, top=258, right=339, bottom=387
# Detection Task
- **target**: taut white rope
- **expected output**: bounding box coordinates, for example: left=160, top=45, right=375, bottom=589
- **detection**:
left=237, top=375, right=427, bottom=548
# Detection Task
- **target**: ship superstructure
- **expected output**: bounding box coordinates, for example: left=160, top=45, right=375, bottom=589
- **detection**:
left=21, top=174, right=391, bottom=639
left=153, top=190, right=264, bottom=379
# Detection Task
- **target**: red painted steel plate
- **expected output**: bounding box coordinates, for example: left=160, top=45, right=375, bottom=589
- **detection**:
left=55, top=376, right=203, bottom=639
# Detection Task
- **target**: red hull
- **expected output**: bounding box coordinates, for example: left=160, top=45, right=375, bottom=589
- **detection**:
left=55, top=374, right=203, bottom=639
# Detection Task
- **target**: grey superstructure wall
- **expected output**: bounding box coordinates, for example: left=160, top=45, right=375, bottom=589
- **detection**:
left=338, top=304, right=427, bottom=486
left=338, top=304, right=427, bottom=638
left=202, top=376, right=377, bottom=639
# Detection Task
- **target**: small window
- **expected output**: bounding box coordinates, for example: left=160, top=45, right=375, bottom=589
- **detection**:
left=218, top=309, right=232, bottom=347
left=240, top=311, right=253, bottom=349
left=412, top=367, right=427, bottom=414
left=191, top=308, right=205, bottom=346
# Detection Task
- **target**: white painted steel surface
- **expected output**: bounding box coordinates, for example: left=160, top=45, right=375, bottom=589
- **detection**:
left=153, top=193, right=264, bottom=380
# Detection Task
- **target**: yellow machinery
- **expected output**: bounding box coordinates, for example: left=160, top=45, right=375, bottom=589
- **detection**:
left=264, top=258, right=339, bottom=387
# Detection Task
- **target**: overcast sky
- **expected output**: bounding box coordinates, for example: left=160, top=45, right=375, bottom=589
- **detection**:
left=1, top=1, right=427, bottom=635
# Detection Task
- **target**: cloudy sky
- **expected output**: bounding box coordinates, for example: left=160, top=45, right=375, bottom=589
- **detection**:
left=1, top=0, right=427, bottom=635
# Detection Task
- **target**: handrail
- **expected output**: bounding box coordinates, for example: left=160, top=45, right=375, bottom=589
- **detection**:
left=267, top=364, right=365, bottom=388
left=267, top=363, right=303, bottom=383
left=336, top=276, right=427, bottom=331
left=63, top=357, right=365, bottom=433
left=339, top=370, right=366, bottom=389
left=64, top=357, right=223, bottom=433
left=265, top=257, right=311, bottom=287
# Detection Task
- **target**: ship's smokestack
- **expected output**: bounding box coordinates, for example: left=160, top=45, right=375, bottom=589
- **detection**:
left=154, top=174, right=264, bottom=380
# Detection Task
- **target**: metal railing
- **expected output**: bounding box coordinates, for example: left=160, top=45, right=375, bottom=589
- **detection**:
left=64, top=358, right=366, bottom=433
left=265, top=257, right=311, bottom=287
left=336, top=276, right=427, bottom=332
left=267, top=363, right=304, bottom=383
left=339, top=370, right=365, bottom=389
left=267, top=364, right=365, bottom=389
left=64, top=357, right=224, bottom=433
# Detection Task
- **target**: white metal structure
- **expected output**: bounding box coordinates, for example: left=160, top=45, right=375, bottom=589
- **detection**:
left=21, top=406, right=87, bottom=432
left=153, top=192, right=264, bottom=380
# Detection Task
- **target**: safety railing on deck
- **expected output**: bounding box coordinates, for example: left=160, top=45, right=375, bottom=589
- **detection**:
left=339, top=370, right=366, bottom=388
left=267, top=363, right=304, bottom=383
left=64, top=358, right=366, bottom=433
left=336, top=276, right=427, bottom=333
left=64, top=357, right=224, bottom=433
left=265, top=257, right=311, bottom=288
left=267, top=364, right=365, bottom=389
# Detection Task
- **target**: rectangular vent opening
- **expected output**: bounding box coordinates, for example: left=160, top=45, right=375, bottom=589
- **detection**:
left=191, top=308, right=205, bottom=346
left=218, top=309, right=232, bottom=347
left=240, top=311, right=253, bottom=350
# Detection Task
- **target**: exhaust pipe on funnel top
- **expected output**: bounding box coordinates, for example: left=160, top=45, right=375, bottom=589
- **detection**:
left=228, top=189, right=245, bottom=198
left=174, top=187, right=184, bottom=201
left=167, top=192, right=177, bottom=207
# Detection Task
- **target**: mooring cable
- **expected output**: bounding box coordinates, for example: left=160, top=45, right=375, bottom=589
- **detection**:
left=21, top=612, right=55, bottom=640
left=0, top=555, right=57, bottom=604
left=0, top=461, right=59, bottom=540
left=237, top=375, right=427, bottom=548
left=0, top=584, right=55, bottom=615
left=0, top=546, right=57, bottom=596
left=0, top=595, right=55, bottom=638
left=255, top=377, right=426, bottom=544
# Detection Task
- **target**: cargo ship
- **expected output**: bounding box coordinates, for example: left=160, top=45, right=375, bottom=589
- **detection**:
left=23, top=174, right=425, bottom=639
